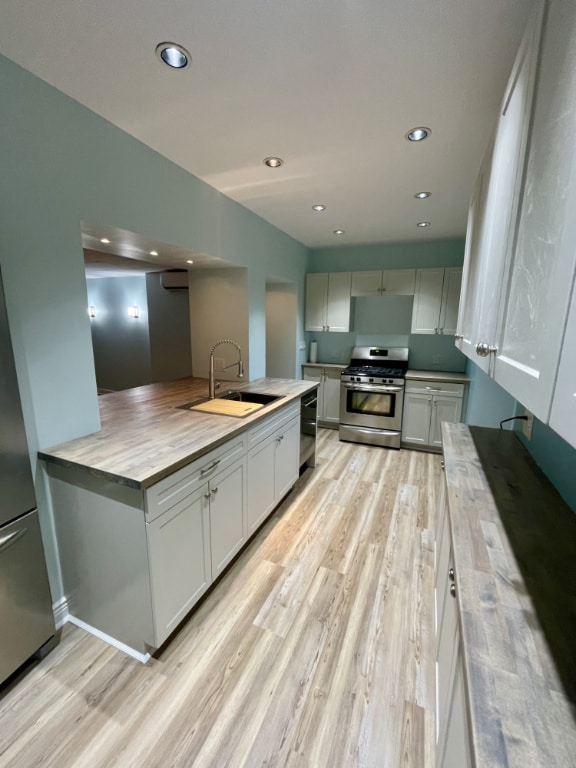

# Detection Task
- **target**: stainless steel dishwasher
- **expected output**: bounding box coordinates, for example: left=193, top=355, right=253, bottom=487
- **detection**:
left=300, top=389, right=318, bottom=469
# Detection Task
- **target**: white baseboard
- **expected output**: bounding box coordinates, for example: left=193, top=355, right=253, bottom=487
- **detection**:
left=66, top=615, right=151, bottom=664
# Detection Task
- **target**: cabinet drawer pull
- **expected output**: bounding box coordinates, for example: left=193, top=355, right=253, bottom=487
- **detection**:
left=450, top=584, right=456, bottom=598
left=200, top=459, right=221, bottom=475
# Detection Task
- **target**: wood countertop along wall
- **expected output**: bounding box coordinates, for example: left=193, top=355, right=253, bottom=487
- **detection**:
left=38, top=377, right=316, bottom=489
left=441, top=422, right=576, bottom=767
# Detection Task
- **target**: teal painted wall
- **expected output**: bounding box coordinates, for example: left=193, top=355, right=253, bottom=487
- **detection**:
left=466, top=359, right=576, bottom=514
left=0, top=54, right=309, bottom=596
left=86, top=276, right=152, bottom=390
left=309, top=238, right=465, bottom=272
left=516, top=418, right=576, bottom=514
left=464, top=361, right=517, bottom=428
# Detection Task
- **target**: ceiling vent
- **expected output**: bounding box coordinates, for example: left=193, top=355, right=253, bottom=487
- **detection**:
left=160, top=271, right=189, bottom=290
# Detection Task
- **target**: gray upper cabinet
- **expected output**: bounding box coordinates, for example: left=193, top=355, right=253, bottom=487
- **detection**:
left=411, top=268, right=462, bottom=335
left=457, top=0, right=576, bottom=433
left=305, top=272, right=352, bottom=332
left=351, top=269, right=415, bottom=297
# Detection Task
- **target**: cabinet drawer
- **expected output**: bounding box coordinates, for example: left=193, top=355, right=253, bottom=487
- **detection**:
left=145, top=434, right=246, bottom=521
left=406, top=380, right=464, bottom=397
left=245, top=400, right=300, bottom=449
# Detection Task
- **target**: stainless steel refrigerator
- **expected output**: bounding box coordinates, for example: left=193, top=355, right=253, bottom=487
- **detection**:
left=0, top=267, right=55, bottom=686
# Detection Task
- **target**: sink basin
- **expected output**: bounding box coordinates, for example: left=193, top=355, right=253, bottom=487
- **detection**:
left=175, top=390, right=283, bottom=415
left=217, top=390, right=282, bottom=405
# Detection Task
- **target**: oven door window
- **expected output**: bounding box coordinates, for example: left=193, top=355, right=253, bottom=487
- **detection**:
left=346, top=389, right=397, bottom=418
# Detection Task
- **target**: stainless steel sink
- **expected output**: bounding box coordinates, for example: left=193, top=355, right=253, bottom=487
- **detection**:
left=217, top=390, right=282, bottom=405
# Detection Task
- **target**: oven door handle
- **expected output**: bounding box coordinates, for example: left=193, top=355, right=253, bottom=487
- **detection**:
left=341, top=383, right=403, bottom=394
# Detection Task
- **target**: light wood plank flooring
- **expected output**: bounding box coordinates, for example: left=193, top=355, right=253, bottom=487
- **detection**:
left=0, top=430, right=441, bottom=768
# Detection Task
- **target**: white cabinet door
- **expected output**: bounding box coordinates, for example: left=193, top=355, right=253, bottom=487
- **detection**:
left=325, top=272, right=352, bottom=332
left=435, top=487, right=472, bottom=768
left=441, top=657, right=472, bottom=768
left=274, top=416, right=300, bottom=500
left=549, top=283, right=576, bottom=447
left=456, top=145, right=494, bottom=370
left=439, top=269, right=462, bottom=336
left=430, top=396, right=463, bottom=450
left=402, top=391, right=432, bottom=447
left=305, top=273, right=328, bottom=332
left=303, top=366, right=342, bottom=426
left=412, top=268, right=461, bottom=336
left=457, top=5, right=544, bottom=374
left=351, top=271, right=381, bottom=297
left=305, top=273, right=351, bottom=332
left=322, top=368, right=342, bottom=425
left=209, top=457, right=247, bottom=579
left=382, top=268, right=416, bottom=295
left=247, top=411, right=300, bottom=534
left=412, top=269, right=445, bottom=334
left=493, top=0, right=576, bottom=421
left=246, top=436, right=276, bottom=534
left=351, top=269, right=415, bottom=296
left=146, top=490, right=211, bottom=647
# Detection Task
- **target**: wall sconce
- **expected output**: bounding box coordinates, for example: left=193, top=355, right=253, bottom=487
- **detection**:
left=127, top=305, right=140, bottom=319
left=88, top=306, right=96, bottom=318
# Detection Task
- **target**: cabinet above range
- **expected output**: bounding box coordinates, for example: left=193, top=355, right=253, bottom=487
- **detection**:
left=305, top=267, right=462, bottom=335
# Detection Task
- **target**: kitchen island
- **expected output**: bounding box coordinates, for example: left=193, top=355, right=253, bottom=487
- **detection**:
left=39, top=376, right=315, bottom=488
left=39, top=377, right=317, bottom=659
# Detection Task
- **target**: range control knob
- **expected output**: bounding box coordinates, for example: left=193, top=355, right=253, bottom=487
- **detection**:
left=369, top=377, right=374, bottom=382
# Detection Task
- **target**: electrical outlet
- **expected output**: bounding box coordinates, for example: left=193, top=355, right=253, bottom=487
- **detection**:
left=214, top=357, right=226, bottom=371
left=298, top=340, right=306, bottom=351
left=522, top=409, right=534, bottom=440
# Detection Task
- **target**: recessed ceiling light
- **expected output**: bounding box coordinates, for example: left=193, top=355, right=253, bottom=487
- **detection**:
left=186, top=259, right=194, bottom=264
left=333, top=230, right=345, bottom=235
left=155, top=42, right=191, bottom=69
left=406, top=127, right=431, bottom=142
left=149, top=250, right=159, bottom=256
left=100, top=238, right=110, bottom=244
left=414, top=191, right=431, bottom=199
left=312, top=204, right=326, bottom=212
left=264, top=157, right=284, bottom=168
left=417, top=221, right=431, bottom=228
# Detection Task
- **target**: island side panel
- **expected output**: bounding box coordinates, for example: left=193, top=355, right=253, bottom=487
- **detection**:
left=46, top=463, right=154, bottom=654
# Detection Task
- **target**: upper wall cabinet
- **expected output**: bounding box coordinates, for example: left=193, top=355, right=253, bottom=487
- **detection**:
left=493, top=0, right=576, bottom=420
left=411, top=268, right=462, bottom=335
left=305, top=272, right=352, bottom=332
left=456, top=2, right=544, bottom=375
left=351, top=269, right=415, bottom=297
left=457, top=0, right=576, bottom=425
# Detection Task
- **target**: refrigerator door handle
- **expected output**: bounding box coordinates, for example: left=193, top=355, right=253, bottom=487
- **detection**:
left=0, top=527, right=27, bottom=554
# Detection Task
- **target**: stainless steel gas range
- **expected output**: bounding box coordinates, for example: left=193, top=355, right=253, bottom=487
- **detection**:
left=339, top=346, right=408, bottom=449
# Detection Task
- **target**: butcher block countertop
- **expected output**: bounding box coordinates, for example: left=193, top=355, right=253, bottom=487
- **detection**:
left=39, top=377, right=316, bottom=490
left=442, top=423, right=576, bottom=767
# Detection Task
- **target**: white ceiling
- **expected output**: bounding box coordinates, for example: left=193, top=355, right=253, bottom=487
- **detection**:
left=0, top=0, right=532, bottom=252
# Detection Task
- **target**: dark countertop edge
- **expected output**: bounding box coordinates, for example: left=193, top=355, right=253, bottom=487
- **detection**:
left=39, top=379, right=318, bottom=490
left=406, top=369, right=469, bottom=382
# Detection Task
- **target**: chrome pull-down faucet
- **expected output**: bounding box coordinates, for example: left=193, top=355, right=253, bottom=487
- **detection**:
left=209, top=339, right=244, bottom=398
